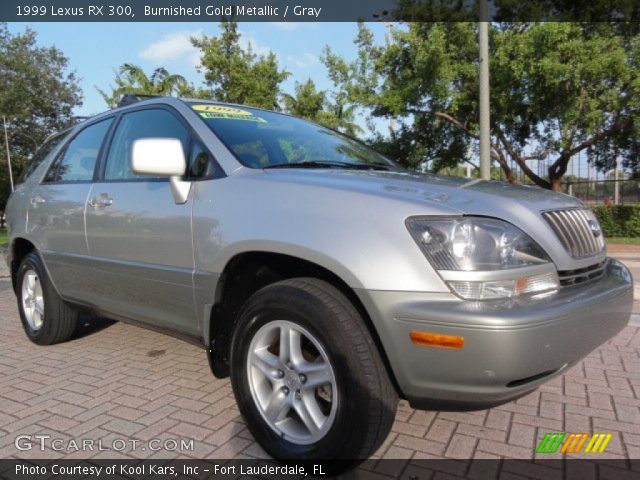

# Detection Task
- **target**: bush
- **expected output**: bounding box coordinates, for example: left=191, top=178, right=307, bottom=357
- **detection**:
left=591, top=205, right=640, bottom=238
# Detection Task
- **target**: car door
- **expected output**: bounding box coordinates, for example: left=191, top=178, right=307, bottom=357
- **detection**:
left=84, top=107, right=197, bottom=335
left=27, top=118, right=114, bottom=301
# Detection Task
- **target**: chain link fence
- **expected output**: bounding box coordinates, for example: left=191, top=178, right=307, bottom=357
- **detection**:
left=562, top=179, right=640, bottom=206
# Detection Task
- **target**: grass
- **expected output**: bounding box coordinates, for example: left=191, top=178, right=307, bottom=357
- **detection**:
left=0, top=228, right=7, bottom=252
left=606, top=237, right=640, bottom=245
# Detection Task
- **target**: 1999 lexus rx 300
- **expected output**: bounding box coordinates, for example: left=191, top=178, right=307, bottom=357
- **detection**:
left=5, top=96, right=633, bottom=460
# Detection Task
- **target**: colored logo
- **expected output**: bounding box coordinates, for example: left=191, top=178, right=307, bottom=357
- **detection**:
left=587, top=219, right=602, bottom=238
left=537, top=432, right=612, bottom=454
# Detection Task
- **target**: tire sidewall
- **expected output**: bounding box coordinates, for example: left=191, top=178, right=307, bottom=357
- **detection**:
left=230, top=284, right=371, bottom=460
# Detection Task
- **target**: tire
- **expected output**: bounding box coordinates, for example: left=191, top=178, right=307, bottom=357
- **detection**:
left=230, top=277, right=398, bottom=462
left=16, top=251, right=79, bottom=345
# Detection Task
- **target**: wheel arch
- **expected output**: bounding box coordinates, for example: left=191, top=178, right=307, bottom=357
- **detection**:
left=9, top=236, right=37, bottom=293
left=207, top=251, right=402, bottom=396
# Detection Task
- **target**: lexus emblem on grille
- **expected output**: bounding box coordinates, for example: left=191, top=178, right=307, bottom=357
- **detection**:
left=587, top=219, right=602, bottom=238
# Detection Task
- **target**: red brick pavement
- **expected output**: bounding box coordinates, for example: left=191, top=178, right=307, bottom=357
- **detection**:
left=0, top=281, right=639, bottom=462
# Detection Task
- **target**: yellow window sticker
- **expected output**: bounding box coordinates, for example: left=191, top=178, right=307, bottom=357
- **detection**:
left=192, top=104, right=266, bottom=123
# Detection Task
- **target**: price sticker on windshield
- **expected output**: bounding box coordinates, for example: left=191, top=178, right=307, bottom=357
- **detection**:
left=192, top=104, right=267, bottom=123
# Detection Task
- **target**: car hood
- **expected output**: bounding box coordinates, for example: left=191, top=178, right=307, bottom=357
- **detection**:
left=262, top=168, right=583, bottom=214
left=260, top=169, right=599, bottom=271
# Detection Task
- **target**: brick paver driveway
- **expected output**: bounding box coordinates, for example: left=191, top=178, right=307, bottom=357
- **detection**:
left=0, top=253, right=639, bottom=462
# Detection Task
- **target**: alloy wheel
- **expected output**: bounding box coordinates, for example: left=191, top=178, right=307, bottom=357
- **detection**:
left=21, top=269, right=44, bottom=331
left=246, top=320, right=338, bottom=445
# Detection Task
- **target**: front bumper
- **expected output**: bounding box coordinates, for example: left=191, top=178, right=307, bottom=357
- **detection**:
left=356, top=258, right=633, bottom=410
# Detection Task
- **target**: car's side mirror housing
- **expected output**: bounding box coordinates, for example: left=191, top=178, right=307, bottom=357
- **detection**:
left=131, top=138, right=191, bottom=204
left=132, top=138, right=186, bottom=176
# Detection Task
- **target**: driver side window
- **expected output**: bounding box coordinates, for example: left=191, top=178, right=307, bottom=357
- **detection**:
left=104, top=109, right=189, bottom=181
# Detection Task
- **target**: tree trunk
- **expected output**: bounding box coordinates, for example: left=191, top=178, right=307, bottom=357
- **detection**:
left=550, top=176, right=564, bottom=192
left=496, top=159, right=518, bottom=184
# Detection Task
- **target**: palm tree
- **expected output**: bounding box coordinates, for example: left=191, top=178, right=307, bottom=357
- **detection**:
left=97, top=64, right=191, bottom=107
left=282, top=79, right=363, bottom=137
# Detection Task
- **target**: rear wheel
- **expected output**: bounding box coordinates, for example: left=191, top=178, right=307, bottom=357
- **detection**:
left=16, top=252, right=78, bottom=345
left=230, top=277, right=397, bottom=461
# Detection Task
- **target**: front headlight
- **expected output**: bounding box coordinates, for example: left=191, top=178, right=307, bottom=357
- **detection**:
left=406, top=216, right=559, bottom=300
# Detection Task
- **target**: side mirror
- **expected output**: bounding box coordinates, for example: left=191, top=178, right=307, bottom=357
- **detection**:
left=131, top=138, right=191, bottom=204
left=132, top=138, right=186, bottom=176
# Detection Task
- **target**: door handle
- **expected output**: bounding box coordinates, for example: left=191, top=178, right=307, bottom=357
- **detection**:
left=88, top=195, right=113, bottom=208
left=30, top=197, right=46, bottom=206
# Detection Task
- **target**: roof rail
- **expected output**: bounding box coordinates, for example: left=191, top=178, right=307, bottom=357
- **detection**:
left=116, top=93, right=165, bottom=108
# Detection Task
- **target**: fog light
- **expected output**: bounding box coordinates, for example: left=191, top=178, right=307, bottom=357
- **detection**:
left=447, top=272, right=559, bottom=300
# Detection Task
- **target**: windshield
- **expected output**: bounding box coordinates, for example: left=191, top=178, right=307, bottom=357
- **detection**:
left=189, top=103, right=397, bottom=170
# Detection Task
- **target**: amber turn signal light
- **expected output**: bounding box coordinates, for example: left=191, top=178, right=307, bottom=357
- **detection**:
left=410, top=331, right=465, bottom=349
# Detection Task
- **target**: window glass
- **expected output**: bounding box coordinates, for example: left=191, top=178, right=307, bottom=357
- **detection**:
left=19, top=132, right=68, bottom=184
left=104, top=109, right=189, bottom=181
left=44, top=119, right=113, bottom=183
left=230, top=140, right=269, bottom=168
left=188, top=141, right=224, bottom=179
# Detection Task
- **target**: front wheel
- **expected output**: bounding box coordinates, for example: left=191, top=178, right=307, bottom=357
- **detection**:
left=230, top=278, right=398, bottom=461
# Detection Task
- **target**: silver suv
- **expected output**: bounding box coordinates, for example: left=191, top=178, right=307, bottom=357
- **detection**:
left=5, top=96, right=633, bottom=460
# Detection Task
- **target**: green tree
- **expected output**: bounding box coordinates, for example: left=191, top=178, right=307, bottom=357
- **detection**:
left=282, top=79, right=325, bottom=120
left=0, top=24, right=82, bottom=218
left=98, top=63, right=205, bottom=107
left=192, top=21, right=290, bottom=110
left=326, top=22, right=639, bottom=191
left=282, top=78, right=362, bottom=136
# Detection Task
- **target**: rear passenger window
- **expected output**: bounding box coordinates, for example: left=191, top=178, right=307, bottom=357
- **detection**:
left=19, top=132, right=68, bottom=184
left=104, top=109, right=189, bottom=181
left=44, top=119, right=113, bottom=183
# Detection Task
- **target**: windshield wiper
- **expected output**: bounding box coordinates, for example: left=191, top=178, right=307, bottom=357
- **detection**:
left=263, top=160, right=390, bottom=171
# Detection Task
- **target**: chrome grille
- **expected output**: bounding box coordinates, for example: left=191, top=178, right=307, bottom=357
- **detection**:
left=558, top=260, right=607, bottom=287
left=542, top=209, right=605, bottom=258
